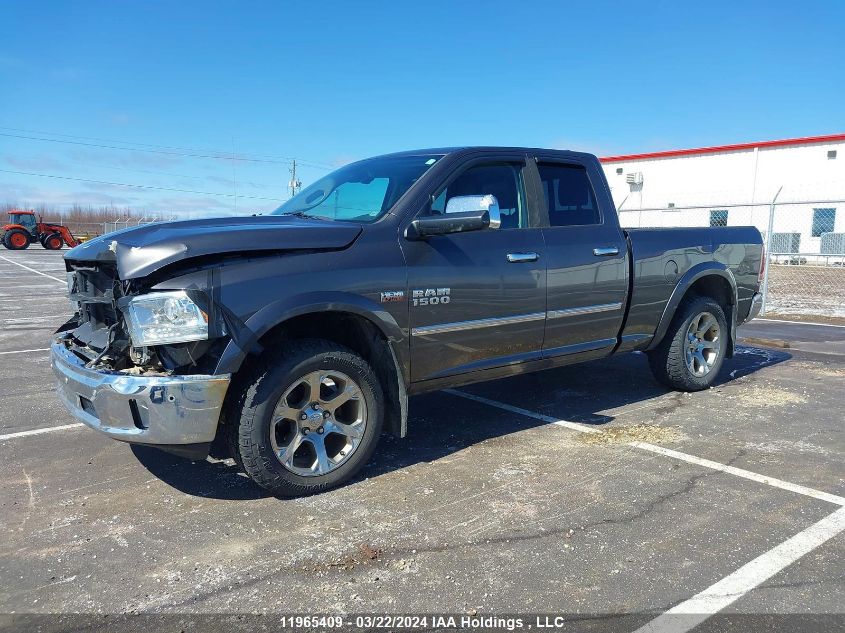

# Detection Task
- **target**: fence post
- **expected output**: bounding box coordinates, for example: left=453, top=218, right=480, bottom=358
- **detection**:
left=759, top=185, right=783, bottom=314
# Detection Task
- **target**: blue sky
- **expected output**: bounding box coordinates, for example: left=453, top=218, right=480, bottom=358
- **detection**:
left=1, top=0, right=843, bottom=216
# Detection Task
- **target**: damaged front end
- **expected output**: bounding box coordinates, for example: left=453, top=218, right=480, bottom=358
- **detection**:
left=52, top=259, right=231, bottom=459
left=62, top=262, right=226, bottom=376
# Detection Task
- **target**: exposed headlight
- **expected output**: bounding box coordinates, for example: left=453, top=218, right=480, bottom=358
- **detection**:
left=125, top=291, right=208, bottom=347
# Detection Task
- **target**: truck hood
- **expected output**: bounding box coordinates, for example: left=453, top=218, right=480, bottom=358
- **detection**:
left=64, top=215, right=363, bottom=279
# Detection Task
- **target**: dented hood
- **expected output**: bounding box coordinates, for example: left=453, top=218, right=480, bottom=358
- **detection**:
left=64, top=215, right=363, bottom=279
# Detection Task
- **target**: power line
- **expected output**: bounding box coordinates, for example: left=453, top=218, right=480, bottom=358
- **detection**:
left=0, top=125, right=337, bottom=168
left=0, top=168, right=287, bottom=202
left=6, top=152, right=270, bottom=186
left=0, top=130, right=335, bottom=170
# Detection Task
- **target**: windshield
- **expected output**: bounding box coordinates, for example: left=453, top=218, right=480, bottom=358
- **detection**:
left=272, top=154, right=442, bottom=222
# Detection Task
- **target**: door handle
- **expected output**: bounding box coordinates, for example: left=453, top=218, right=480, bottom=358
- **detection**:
left=507, top=252, right=539, bottom=263
left=593, top=247, right=620, bottom=256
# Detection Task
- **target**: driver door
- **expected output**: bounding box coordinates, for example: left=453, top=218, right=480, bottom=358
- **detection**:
left=401, top=159, right=547, bottom=383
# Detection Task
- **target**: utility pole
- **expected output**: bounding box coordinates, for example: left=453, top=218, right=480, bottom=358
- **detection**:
left=288, top=160, right=302, bottom=198
left=231, top=138, right=238, bottom=213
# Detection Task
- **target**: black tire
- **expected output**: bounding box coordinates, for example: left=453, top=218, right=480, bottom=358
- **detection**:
left=647, top=295, right=728, bottom=391
left=44, top=233, right=64, bottom=250
left=234, top=339, right=384, bottom=497
left=3, top=229, right=31, bottom=250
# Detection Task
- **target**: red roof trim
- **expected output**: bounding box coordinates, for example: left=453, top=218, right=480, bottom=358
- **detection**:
left=600, top=133, right=845, bottom=163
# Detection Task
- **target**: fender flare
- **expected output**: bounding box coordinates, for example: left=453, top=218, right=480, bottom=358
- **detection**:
left=214, top=291, right=407, bottom=379
left=647, top=263, right=738, bottom=355
left=213, top=291, right=410, bottom=438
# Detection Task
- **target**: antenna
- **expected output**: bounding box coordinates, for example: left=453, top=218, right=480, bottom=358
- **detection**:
left=289, top=159, right=302, bottom=197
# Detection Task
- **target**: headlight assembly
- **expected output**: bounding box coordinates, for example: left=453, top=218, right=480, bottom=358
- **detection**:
left=125, top=291, right=208, bottom=347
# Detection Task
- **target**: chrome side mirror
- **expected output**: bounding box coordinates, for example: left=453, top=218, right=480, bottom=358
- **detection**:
left=444, top=194, right=501, bottom=229
left=405, top=194, right=502, bottom=240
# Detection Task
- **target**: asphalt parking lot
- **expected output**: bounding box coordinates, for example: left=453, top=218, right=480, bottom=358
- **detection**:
left=0, top=249, right=843, bottom=631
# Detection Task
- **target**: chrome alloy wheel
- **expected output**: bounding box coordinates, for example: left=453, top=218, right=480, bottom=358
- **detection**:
left=685, top=311, right=721, bottom=377
left=269, top=370, right=367, bottom=477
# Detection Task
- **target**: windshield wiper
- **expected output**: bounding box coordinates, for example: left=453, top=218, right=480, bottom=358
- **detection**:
left=280, top=210, right=333, bottom=221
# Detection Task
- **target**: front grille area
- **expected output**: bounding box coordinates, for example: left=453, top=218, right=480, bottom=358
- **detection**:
left=66, top=263, right=126, bottom=357
left=68, top=264, right=121, bottom=330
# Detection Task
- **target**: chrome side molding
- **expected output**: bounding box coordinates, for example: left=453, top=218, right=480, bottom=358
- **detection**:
left=411, top=302, right=623, bottom=337
left=411, top=312, right=546, bottom=336
left=547, top=302, right=623, bottom=319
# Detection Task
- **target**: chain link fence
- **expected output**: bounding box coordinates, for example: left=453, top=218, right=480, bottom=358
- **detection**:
left=618, top=194, right=845, bottom=320
left=102, top=215, right=175, bottom=234
left=51, top=216, right=177, bottom=241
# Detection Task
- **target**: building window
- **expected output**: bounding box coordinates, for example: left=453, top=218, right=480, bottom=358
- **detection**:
left=710, top=209, right=728, bottom=227
left=812, top=208, right=836, bottom=237
left=616, top=167, right=623, bottom=174
left=828, top=150, right=837, bottom=159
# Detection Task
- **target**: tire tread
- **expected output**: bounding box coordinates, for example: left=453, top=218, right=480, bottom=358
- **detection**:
left=648, top=295, right=727, bottom=392
left=233, top=339, right=383, bottom=497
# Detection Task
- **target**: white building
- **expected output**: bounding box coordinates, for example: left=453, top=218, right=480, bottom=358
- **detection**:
left=599, top=133, right=845, bottom=258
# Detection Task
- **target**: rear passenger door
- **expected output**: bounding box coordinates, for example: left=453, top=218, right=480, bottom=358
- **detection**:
left=530, top=157, right=629, bottom=358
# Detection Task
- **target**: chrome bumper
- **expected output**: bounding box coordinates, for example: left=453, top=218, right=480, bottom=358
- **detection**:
left=745, top=292, right=763, bottom=323
left=50, top=337, right=230, bottom=446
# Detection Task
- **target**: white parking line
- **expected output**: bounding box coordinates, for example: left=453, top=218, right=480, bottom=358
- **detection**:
left=445, top=389, right=600, bottom=434
left=0, top=315, right=70, bottom=324
left=0, top=348, right=50, bottom=355
left=0, top=423, right=84, bottom=441
left=448, top=389, right=845, bottom=630
left=447, top=390, right=845, bottom=506
left=634, top=506, right=845, bottom=633
left=633, top=442, right=845, bottom=506
left=0, top=254, right=66, bottom=283
left=754, top=317, right=845, bottom=328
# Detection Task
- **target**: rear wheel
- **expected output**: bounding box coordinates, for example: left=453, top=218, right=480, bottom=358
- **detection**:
left=648, top=295, right=728, bottom=391
left=233, top=339, right=384, bottom=497
left=3, top=229, right=31, bottom=250
left=44, top=233, right=64, bottom=250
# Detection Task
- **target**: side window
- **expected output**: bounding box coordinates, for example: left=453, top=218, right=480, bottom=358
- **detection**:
left=538, top=163, right=600, bottom=227
left=430, top=163, right=528, bottom=229
left=812, top=208, right=836, bottom=237
left=710, top=209, right=729, bottom=227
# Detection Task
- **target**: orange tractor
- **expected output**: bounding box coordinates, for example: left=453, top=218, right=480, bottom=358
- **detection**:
left=1, top=210, right=80, bottom=250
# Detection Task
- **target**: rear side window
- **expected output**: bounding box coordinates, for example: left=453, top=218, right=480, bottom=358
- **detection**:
left=538, top=163, right=600, bottom=226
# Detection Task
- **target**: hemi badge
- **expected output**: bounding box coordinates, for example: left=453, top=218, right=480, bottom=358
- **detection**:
left=380, top=291, right=405, bottom=303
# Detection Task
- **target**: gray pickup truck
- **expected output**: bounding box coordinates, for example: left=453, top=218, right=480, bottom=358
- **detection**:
left=52, top=147, right=764, bottom=496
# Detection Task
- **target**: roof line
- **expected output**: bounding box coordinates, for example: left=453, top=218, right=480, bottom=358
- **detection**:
left=600, top=133, right=845, bottom=163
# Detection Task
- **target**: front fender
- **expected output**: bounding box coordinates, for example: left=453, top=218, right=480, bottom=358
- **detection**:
left=213, top=291, right=408, bottom=380
left=647, top=263, right=738, bottom=355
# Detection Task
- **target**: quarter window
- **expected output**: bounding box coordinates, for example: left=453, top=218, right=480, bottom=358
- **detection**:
left=710, top=209, right=729, bottom=227
left=812, top=208, right=836, bottom=237
left=538, top=163, right=600, bottom=226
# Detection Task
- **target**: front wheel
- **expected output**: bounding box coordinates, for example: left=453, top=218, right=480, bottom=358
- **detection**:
left=44, top=233, right=64, bottom=250
left=233, top=339, right=384, bottom=497
left=648, top=296, right=728, bottom=391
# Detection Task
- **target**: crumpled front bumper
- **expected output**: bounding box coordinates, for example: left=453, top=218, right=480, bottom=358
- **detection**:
left=51, top=335, right=230, bottom=450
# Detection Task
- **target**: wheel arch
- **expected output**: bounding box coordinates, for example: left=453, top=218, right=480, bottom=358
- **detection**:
left=216, top=294, right=409, bottom=439
left=648, top=263, right=738, bottom=357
